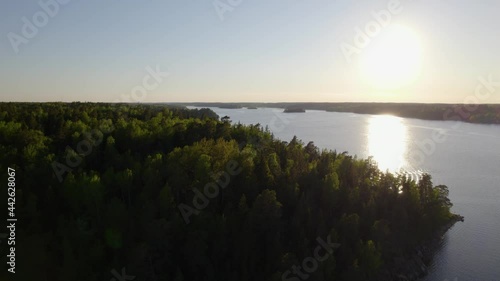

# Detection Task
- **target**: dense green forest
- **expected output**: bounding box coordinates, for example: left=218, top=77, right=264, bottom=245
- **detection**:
left=0, top=103, right=457, bottom=281
left=185, top=102, right=500, bottom=124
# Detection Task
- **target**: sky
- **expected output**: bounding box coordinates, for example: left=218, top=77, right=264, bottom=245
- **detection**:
left=1, top=0, right=499, bottom=103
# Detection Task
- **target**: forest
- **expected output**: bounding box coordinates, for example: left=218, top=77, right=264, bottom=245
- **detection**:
left=0, top=103, right=458, bottom=281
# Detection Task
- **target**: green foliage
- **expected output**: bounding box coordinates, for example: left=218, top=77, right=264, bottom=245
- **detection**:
left=0, top=102, right=456, bottom=281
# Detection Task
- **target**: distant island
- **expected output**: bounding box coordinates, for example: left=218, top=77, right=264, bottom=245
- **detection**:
left=247, top=106, right=258, bottom=109
left=179, top=102, right=500, bottom=124
left=284, top=107, right=306, bottom=113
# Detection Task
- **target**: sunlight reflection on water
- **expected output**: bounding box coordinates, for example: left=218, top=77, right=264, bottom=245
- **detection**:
left=367, top=115, right=426, bottom=182
left=367, top=115, right=408, bottom=173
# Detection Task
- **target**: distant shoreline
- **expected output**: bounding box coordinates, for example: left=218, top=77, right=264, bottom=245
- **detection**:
left=178, top=102, right=500, bottom=125
left=2, top=101, right=499, bottom=125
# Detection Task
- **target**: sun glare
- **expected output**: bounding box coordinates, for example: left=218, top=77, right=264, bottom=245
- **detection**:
left=359, top=25, right=422, bottom=90
left=367, top=115, right=408, bottom=172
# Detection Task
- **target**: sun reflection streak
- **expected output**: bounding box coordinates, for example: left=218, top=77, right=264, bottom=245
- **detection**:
left=367, top=115, right=408, bottom=173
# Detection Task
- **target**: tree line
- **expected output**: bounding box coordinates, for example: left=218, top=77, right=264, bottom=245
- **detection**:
left=0, top=103, right=456, bottom=281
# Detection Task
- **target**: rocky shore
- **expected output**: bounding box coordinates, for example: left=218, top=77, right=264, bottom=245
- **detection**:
left=376, top=214, right=465, bottom=281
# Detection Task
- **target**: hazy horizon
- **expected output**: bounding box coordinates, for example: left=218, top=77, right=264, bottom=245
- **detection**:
left=1, top=0, right=499, bottom=103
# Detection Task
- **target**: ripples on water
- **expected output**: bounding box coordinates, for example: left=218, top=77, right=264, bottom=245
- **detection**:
left=366, top=115, right=428, bottom=182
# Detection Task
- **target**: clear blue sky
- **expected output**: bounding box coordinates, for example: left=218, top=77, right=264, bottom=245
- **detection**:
left=1, top=0, right=499, bottom=103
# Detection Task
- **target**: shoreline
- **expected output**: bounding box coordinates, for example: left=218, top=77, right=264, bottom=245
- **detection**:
left=377, top=214, right=465, bottom=281
left=180, top=102, right=500, bottom=125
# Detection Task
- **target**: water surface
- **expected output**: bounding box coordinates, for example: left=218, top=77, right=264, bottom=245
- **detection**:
left=195, top=107, right=500, bottom=281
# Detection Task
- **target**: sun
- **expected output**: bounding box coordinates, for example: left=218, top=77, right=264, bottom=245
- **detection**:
left=359, top=24, right=422, bottom=90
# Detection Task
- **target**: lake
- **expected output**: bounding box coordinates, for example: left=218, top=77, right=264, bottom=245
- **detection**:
left=191, top=106, right=500, bottom=281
